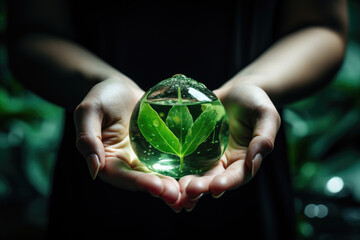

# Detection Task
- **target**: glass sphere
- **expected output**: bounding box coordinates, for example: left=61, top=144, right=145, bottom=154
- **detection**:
left=129, top=74, right=229, bottom=178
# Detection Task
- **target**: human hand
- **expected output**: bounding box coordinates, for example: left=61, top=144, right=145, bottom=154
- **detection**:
left=177, top=82, right=281, bottom=211
left=74, top=77, right=180, bottom=205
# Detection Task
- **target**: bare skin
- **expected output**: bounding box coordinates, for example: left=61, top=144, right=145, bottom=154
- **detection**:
left=8, top=0, right=348, bottom=212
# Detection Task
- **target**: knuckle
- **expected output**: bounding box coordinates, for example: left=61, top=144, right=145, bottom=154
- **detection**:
left=262, top=135, right=275, bottom=153
left=266, top=105, right=280, bottom=120
left=259, top=105, right=282, bottom=129
left=74, top=101, right=96, bottom=114
left=75, top=133, right=93, bottom=150
left=272, top=110, right=281, bottom=129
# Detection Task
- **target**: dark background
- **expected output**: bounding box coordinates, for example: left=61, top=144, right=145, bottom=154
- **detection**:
left=0, top=1, right=359, bottom=239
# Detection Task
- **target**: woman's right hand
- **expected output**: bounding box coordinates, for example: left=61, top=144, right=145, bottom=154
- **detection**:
left=74, top=77, right=181, bottom=206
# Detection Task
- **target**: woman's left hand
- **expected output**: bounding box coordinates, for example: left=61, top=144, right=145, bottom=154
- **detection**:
left=176, top=82, right=281, bottom=212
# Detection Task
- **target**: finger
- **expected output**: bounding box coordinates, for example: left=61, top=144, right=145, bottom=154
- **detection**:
left=166, top=192, right=183, bottom=213
left=209, top=158, right=250, bottom=197
left=74, top=100, right=105, bottom=179
left=101, top=157, right=182, bottom=210
left=185, top=163, right=224, bottom=200
left=159, top=176, right=181, bottom=205
left=182, top=176, right=210, bottom=212
left=246, top=107, right=280, bottom=176
left=179, top=163, right=225, bottom=211
left=100, top=158, right=165, bottom=195
left=178, top=175, right=198, bottom=212
left=160, top=177, right=182, bottom=213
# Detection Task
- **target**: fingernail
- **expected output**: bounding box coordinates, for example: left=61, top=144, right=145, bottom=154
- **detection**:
left=87, top=154, right=101, bottom=180
left=150, top=192, right=160, bottom=198
left=173, top=208, right=182, bottom=214
left=212, top=191, right=225, bottom=199
left=189, top=193, right=203, bottom=202
left=165, top=202, right=181, bottom=213
left=185, top=204, right=196, bottom=212
left=185, top=200, right=199, bottom=212
left=252, top=153, right=263, bottom=177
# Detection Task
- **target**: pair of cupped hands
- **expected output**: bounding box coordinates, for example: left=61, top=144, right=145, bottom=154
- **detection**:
left=74, top=77, right=280, bottom=212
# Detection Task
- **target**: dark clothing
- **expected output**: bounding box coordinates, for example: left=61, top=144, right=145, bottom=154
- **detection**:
left=48, top=1, right=296, bottom=239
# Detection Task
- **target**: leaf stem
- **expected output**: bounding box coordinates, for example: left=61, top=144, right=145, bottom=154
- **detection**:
left=212, top=128, right=216, bottom=143
left=177, top=86, right=182, bottom=103
left=178, top=86, right=184, bottom=171
left=179, top=155, right=184, bottom=171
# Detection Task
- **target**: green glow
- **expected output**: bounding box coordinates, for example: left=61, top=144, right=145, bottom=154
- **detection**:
left=129, top=75, right=229, bottom=178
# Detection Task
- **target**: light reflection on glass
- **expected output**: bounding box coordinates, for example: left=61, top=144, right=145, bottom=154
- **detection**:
left=188, top=87, right=211, bottom=102
left=152, top=159, right=176, bottom=171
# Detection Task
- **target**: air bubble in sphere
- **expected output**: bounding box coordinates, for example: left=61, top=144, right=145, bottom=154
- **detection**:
left=129, top=74, right=229, bottom=178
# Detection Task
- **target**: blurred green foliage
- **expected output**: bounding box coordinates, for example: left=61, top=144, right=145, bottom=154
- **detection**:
left=0, top=1, right=64, bottom=238
left=284, top=1, right=360, bottom=238
left=285, top=40, right=360, bottom=192
left=0, top=0, right=359, bottom=239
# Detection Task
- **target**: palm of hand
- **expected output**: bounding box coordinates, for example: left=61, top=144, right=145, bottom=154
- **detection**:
left=176, top=84, right=280, bottom=211
left=101, top=83, right=278, bottom=212
left=76, top=79, right=279, bottom=212
left=98, top=104, right=252, bottom=211
left=91, top=83, right=181, bottom=204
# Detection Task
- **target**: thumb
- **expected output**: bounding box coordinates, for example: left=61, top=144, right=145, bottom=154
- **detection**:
left=74, top=101, right=105, bottom=180
left=245, top=107, right=281, bottom=177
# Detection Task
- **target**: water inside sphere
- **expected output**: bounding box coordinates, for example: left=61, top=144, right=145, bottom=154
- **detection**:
left=129, top=74, right=229, bottom=178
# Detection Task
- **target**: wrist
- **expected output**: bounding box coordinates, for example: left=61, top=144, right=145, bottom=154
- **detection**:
left=95, top=75, right=142, bottom=108
left=105, top=75, right=144, bottom=99
left=219, top=73, right=282, bottom=106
